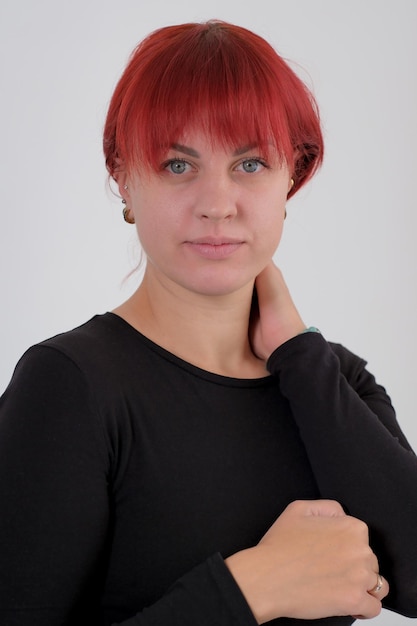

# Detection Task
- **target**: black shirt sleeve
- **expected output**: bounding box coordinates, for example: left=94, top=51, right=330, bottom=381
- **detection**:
left=118, top=553, right=257, bottom=626
left=0, top=346, right=257, bottom=626
left=0, top=346, right=111, bottom=624
left=267, top=332, right=417, bottom=617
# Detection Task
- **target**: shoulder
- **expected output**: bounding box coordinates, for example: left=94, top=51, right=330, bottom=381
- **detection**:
left=1, top=316, right=119, bottom=418
left=2, top=313, right=140, bottom=420
left=0, top=325, right=111, bottom=467
left=34, top=313, right=150, bottom=383
left=1, top=314, right=141, bottom=471
left=4, top=314, right=120, bottom=393
left=39, top=313, right=123, bottom=358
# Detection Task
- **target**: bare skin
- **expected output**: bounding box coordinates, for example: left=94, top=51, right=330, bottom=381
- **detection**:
left=250, top=262, right=306, bottom=358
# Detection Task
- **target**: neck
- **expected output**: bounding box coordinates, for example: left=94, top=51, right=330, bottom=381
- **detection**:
left=113, top=268, right=267, bottom=378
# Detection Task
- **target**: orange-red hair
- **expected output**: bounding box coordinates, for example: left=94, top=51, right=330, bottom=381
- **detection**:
left=103, top=20, right=324, bottom=198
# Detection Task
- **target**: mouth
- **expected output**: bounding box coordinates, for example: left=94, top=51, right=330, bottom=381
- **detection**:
left=184, top=237, right=245, bottom=259
left=187, top=236, right=244, bottom=245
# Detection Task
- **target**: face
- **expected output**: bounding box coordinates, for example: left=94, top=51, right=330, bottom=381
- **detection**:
left=121, top=131, right=292, bottom=298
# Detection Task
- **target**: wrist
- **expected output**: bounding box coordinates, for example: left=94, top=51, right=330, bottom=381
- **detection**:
left=225, top=546, right=285, bottom=624
left=225, top=548, right=265, bottom=624
left=264, top=322, right=318, bottom=358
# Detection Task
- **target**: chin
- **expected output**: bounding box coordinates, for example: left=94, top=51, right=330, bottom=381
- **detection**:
left=179, top=273, right=255, bottom=298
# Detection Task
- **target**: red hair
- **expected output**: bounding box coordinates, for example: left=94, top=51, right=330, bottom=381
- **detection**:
left=103, top=20, right=324, bottom=197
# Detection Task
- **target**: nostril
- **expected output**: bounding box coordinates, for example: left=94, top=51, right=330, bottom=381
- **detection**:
left=198, top=204, right=236, bottom=220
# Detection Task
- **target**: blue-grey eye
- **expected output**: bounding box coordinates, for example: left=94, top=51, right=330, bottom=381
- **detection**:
left=169, top=159, right=187, bottom=174
left=242, top=159, right=261, bottom=173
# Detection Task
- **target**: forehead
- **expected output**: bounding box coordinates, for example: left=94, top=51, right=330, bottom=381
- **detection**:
left=165, top=129, right=279, bottom=158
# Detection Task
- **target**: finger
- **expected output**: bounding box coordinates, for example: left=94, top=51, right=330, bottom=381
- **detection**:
left=352, top=574, right=389, bottom=620
left=368, top=574, right=389, bottom=600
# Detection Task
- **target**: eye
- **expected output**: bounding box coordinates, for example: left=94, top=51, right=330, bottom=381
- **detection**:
left=237, top=158, right=268, bottom=173
left=164, top=159, right=191, bottom=175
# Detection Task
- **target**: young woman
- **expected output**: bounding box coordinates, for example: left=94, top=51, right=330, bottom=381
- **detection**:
left=1, top=20, right=416, bottom=626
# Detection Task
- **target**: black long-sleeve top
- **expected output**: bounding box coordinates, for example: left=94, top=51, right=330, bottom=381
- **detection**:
left=0, top=313, right=416, bottom=625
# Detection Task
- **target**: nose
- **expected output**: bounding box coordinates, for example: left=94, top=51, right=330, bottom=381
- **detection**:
left=195, top=176, right=238, bottom=221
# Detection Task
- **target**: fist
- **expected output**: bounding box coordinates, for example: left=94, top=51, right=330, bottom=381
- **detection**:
left=226, top=500, right=388, bottom=623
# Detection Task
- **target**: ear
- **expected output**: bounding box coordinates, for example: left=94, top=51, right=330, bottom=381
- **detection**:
left=286, top=150, right=299, bottom=195
left=112, top=158, right=129, bottom=198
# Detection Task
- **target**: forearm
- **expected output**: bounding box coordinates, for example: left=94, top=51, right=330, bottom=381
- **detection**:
left=267, top=332, right=417, bottom=615
left=113, top=554, right=257, bottom=626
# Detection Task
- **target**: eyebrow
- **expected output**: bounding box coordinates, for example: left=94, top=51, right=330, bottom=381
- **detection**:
left=170, top=143, right=201, bottom=158
left=170, top=142, right=259, bottom=158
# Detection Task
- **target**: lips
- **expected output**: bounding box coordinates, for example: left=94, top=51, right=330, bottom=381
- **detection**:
left=184, top=236, right=245, bottom=259
left=187, top=236, right=244, bottom=245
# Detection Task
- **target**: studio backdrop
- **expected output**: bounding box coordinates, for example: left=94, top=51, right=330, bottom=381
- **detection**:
left=1, top=3, right=416, bottom=623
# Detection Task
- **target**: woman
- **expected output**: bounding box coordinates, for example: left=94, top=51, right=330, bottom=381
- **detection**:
left=1, top=19, right=416, bottom=626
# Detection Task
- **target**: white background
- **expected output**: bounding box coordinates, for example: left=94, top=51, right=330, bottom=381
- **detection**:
left=1, top=1, right=416, bottom=623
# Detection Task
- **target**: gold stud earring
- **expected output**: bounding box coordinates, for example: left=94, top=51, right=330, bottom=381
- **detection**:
left=286, top=178, right=295, bottom=203
left=122, top=199, right=135, bottom=224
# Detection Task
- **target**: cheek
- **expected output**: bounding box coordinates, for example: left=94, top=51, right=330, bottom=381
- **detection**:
left=268, top=219, right=285, bottom=253
left=253, top=200, right=286, bottom=255
left=134, top=217, right=162, bottom=255
left=255, top=196, right=286, bottom=233
left=133, top=202, right=181, bottom=260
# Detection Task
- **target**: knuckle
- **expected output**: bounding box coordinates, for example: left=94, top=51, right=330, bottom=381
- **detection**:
left=347, top=515, right=368, bottom=533
left=355, top=518, right=370, bottom=537
left=286, top=499, right=304, bottom=514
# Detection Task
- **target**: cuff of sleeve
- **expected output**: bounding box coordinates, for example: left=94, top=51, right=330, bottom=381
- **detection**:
left=123, top=553, right=258, bottom=626
left=207, top=553, right=258, bottom=625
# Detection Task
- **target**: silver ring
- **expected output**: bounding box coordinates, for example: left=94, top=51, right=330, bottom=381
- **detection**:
left=372, top=574, right=383, bottom=593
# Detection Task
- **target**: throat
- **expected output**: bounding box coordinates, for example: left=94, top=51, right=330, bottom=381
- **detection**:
left=112, top=277, right=268, bottom=378
left=113, top=307, right=268, bottom=379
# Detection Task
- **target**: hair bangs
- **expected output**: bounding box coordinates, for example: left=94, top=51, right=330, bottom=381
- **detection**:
left=104, top=20, right=324, bottom=195
left=145, top=58, right=293, bottom=170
